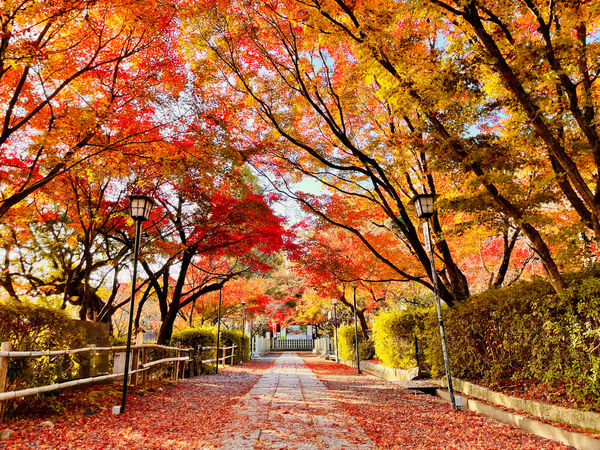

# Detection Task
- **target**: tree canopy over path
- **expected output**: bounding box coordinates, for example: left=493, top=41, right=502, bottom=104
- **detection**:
left=2, top=0, right=600, bottom=436
left=3, top=0, right=600, bottom=338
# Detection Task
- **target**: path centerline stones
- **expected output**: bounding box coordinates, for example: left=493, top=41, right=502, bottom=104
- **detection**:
left=217, top=353, right=375, bottom=449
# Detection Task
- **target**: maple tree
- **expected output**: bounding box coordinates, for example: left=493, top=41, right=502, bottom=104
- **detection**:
left=128, top=168, right=290, bottom=344
left=0, top=155, right=134, bottom=324
left=186, top=0, right=473, bottom=305
left=292, top=218, right=418, bottom=336
left=0, top=0, right=186, bottom=219
left=2, top=0, right=600, bottom=348
left=184, top=0, right=600, bottom=300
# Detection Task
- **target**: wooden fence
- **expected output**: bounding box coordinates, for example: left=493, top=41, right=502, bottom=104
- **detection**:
left=0, top=335, right=192, bottom=417
left=199, top=345, right=237, bottom=366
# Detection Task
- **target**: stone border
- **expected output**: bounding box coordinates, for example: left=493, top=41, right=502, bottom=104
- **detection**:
left=436, top=389, right=600, bottom=450
left=339, top=359, right=418, bottom=382
left=442, top=377, right=600, bottom=433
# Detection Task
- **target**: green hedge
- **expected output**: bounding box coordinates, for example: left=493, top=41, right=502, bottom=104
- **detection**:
left=171, top=327, right=250, bottom=373
left=371, top=270, right=600, bottom=410
left=171, top=327, right=217, bottom=375
left=337, top=324, right=374, bottom=361
left=373, top=308, right=428, bottom=370
left=219, top=329, right=250, bottom=365
left=430, top=273, right=600, bottom=408
left=0, top=301, right=86, bottom=417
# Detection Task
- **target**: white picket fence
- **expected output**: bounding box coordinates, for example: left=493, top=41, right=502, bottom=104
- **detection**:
left=271, top=338, right=314, bottom=350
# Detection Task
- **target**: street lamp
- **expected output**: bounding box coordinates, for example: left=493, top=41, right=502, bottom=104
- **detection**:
left=241, top=300, right=246, bottom=364
left=118, top=195, right=153, bottom=414
left=331, top=299, right=340, bottom=363
left=215, top=287, right=223, bottom=374
left=352, top=285, right=361, bottom=374
left=412, top=193, right=457, bottom=410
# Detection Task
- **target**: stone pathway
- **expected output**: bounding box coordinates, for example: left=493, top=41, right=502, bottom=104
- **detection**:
left=217, top=353, right=375, bottom=449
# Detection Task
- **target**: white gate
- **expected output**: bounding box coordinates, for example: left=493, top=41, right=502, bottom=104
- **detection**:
left=271, top=339, right=314, bottom=351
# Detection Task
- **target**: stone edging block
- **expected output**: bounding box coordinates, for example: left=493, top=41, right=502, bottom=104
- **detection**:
left=339, top=359, right=418, bottom=381
left=441, top=377, right=600, bottom=433
left=436, top=389, right=600, bottom=450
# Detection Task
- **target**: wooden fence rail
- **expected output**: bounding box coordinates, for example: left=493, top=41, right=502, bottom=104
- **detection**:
left=0, top=337, right=192, bottom=418
left=0, top=343, right=191, bottom=358
left=200, top=345, right=237, bottom=365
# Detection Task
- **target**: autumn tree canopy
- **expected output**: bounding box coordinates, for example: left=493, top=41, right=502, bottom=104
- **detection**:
left=3, top=0, right=600, bottom=339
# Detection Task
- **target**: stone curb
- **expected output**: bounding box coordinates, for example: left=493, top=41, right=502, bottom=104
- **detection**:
left=442, top=377, right=600, bottom=433
left=436, top=389, right=600, bottom=450
left=338, top=359, right=419, bottom=382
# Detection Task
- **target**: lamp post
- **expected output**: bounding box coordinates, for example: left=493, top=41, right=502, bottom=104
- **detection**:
left=412, top=193, right=457, bottom=410
left=215, top=287, right=222, bottom=374
left=118, top=195, right=153, bottom=414
left=241, top=300, right=246, bottom=363
left=331, top=299, right=340, bottom=363
left=352, top=285, right=361, bottom=374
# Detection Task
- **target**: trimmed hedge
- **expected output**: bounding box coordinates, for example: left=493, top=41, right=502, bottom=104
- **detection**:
left=337, top=324, right=374, bottom=361
left=219, top=329, right=250, bottom=365
left=171, top=327, right=250, bottom=373
left=0, top=301, right=86, bottom=417
left=171, top=327, right=216, bottom=375
left=371, top=269, right=600, bottom=410
left=430, top=272, right=600, bottom=409
left=373, top=308, right=428, bottom=370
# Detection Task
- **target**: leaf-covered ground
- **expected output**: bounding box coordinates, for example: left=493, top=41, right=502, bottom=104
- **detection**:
left=3, top=358, right=275, bottom=449
left=301, top=355, right=567, bottom=449
left=2, top=354, right=582, bottom=449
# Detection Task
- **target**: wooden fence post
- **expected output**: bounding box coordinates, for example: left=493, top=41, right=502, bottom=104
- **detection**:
left=132, top=331, right=143, bottom=386
left=0, top=341, right=11, bottom=421
left=180, top=351, right=186, bottom=379
left=142, top=347, right=148, bottom=390
left=173, top=349, right=179, bottom=381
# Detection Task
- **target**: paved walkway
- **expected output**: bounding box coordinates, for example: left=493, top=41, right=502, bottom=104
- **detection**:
left=217, top=353, right=375, bottom=449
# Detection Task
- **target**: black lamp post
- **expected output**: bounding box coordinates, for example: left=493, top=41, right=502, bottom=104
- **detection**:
left=241, top=300, right=246, bottom=363
left=352, top=285, right=361, bottom=374
left=215, top=287, right=222, bottom=374
left=331, top=299, right=340, bottom=363
left=118, top=195, right=153, bottom=414
left=412, top=193, right=457, bottom=410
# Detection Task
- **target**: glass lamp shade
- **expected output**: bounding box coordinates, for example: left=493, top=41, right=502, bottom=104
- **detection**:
left=331, top=299, right=338, bottom=305
left=130, top=195, right=154, bottom=221
left=241, top=300, right=247, bottom=305
left=412, top=194, right=437, bottom=219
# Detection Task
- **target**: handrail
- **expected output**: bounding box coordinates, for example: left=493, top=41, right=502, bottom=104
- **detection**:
left=201, top=345, right=236, bottom=350
left=0, top=367, right=151, bottom=402
left=0, top=344, right=192, bottom=358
